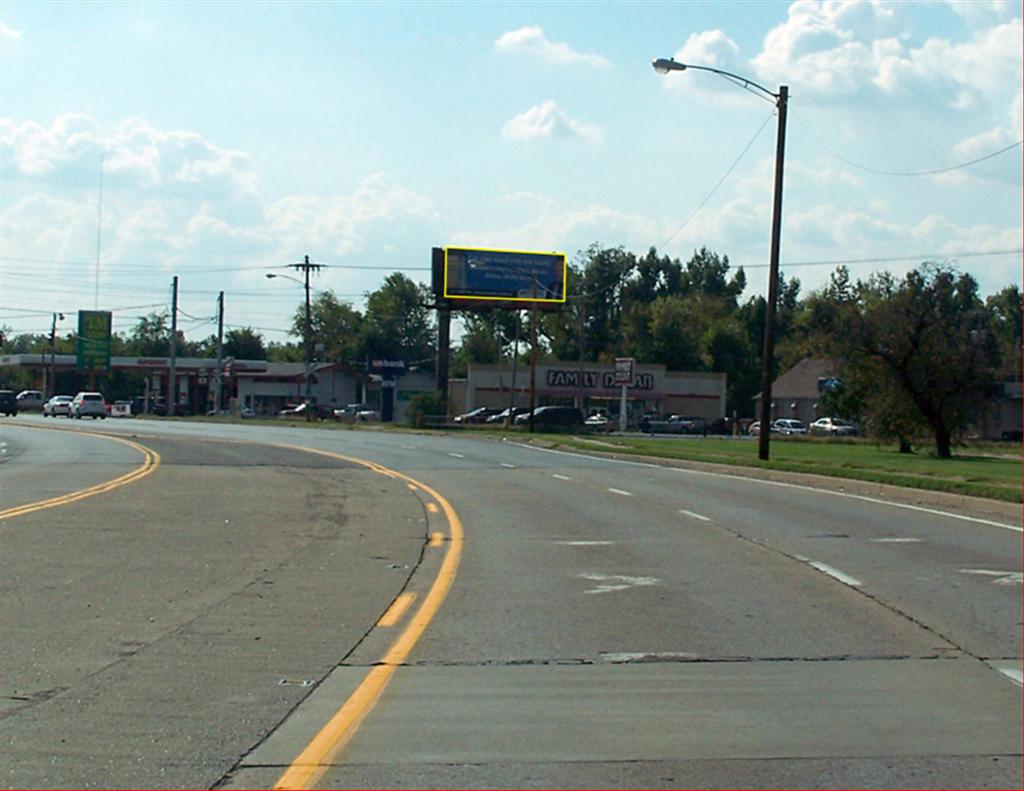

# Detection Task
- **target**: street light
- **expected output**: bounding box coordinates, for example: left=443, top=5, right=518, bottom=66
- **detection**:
left=652, top=57, right=788, bottom=461
left=266, top=257, right=321, bottom=421
left=46, top=312, right=66, bottom=398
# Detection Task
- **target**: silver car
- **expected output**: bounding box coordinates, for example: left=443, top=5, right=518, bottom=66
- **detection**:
left=71, top=392, right=107, bottom=419
left=43, top=395, right=74, bottom=417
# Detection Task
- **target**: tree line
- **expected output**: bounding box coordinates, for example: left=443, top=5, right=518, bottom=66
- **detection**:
left=2, top=245, right=1019, bottom=456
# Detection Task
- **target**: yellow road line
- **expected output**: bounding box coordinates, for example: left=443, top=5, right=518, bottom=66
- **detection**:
left=272, top=444, right=464, bottom=791
left=0, top=430, right=160, bottom=521
left=376, top=592, right=416, bottom=627
left=429, top=531, right=445, bottom=548
left=426, top=502, right=439, bottom=514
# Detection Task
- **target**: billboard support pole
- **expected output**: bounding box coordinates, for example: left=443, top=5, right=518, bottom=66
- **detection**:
left=169, top=275, right=178, bottom=417
left=528, top=277, right=538, bottom=433
left=436, top=301, right=450, bottom=418
left=506, top=310, right=521, bottom=428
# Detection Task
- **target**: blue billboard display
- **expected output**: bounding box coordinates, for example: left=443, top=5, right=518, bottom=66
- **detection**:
left=443, top=247, right=566, bottom=303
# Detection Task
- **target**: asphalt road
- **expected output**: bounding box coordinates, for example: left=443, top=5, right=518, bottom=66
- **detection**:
left=1, top=415, right=1020, bottom=789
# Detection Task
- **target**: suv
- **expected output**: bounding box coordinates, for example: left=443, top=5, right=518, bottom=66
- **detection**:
left=16, top=390, right=44, bottom=411
left=515, top=405, right=584, bottom=431
left=0, top=390, right=17, bottom=416
left=71, top=392, right=107, bottom=419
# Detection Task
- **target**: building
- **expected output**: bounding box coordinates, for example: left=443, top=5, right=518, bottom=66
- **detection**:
left=451, top=361, right=726, bottom=423
left=754, top=357, right=1022, bottom=440
left=0, top=353, right=436, bottom=422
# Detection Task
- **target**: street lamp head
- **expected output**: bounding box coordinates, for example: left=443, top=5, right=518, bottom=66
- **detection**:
left=652, top=58, right=686, bottom=75
left=265, top=273, right=277, bottom=279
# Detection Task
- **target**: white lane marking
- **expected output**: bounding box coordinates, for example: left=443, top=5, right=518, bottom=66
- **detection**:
left=447, top=452, right=465, bottom=459
left=991, top=663, right=1023, bottom=687
left=500, top=462, right=516, bottom=469
left=794, top=555, right=862, bottom=587
left=555, top=540, right=615, bottom=546
left=400, top=445, right=416, bottom=450
left=959, top=569, right=1023, bottom=585
left=579, top=573, right=659, bottom=595
left=515, top=443, right=1022, bottom=533
left=552, top=474, right=572, bottom=481
left=871, top=537, right=923, bottom=543
left=608, top=488, right=632, bottom=496
left=679, top=509, right=710, bottom=522
left=601, top=651, right=698, bottom=663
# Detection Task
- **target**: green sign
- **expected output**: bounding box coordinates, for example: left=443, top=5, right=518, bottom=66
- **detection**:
left=77, top=310, right=112, bottom=371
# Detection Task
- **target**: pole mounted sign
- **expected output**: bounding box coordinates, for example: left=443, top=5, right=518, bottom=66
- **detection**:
left=76, top=310, right=112, bottom=372
left=614, top=357, right=635, bottom=432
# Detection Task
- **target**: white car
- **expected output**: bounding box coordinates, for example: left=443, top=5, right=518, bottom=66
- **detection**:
left=772, top=418, right=807, bottom=435
left=43, top=395, right=74, bottom=417
left=809, top=417, right=858, bottom=436
left=71, top=392, right=107, bottom=419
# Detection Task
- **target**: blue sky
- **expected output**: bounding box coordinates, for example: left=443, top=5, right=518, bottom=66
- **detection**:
left=2, top=0, right=1021, bottom=344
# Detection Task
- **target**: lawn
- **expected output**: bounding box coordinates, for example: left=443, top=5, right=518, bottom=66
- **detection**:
left=547, top=434, right=1023, bottom=503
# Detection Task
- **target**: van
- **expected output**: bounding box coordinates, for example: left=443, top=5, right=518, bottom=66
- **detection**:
left=16, top=390, right=44, bottom=411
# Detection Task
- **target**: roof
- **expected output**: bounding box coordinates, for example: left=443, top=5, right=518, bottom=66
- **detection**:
left=754, top=357, right=838, bottom=401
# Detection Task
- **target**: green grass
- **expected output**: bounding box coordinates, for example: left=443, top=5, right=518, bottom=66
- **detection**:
left=545, top=435, right=1023, bottom=503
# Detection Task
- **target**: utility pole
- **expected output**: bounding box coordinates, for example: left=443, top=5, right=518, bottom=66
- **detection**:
left=289, top=255, right=321, bottom=422
left=505, top=310, right=521, bottom=428
left=215, top=291, right=224, bottom=414
left=436, top=303, right=451, bottom=418
left=168, top=276, right=178, bottom=416
left=757, top=84, right=788, bottom=461
left=576, top=293, right=586, bottom=414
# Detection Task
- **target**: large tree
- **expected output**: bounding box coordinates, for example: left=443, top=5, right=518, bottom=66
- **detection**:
left=833, top=264, right=999, bottom=457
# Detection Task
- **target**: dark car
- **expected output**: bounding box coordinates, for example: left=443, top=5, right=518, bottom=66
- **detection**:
left=453, top=407, right=499, bottom=424
left=514, top=405, right=584, bottom=431
left=486, top=407, right=531, bottom=424
left=0, top=390, right=17, bottom=416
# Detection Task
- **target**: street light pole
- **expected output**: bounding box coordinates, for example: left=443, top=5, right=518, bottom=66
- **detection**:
left=652, top=58, right=788, bottom=460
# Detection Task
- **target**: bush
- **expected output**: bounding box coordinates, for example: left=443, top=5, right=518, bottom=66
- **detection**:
left=406, top=391, right=446, bottom=427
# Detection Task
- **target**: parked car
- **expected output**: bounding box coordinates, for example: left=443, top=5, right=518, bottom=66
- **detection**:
left=70, top=392, right=107, bottom=419
left=334, top=402, right=375, bottom=419
left=514, top=405, right=584, bottom=431
left=644, top=415, right=707, bottom=435
left=0, top=390, right=18, bottom=416
left=16, top=390, right=45, bottom=411
left=748, top=420, right=768, bottom=436
left=584, top=413, right=613, bottom=430
left=453, top=407, right=500, bottom=424
left=280, top=402, right=337, bottom=420
left=809, top=417, right=858, bottom=436
left=772, top=418, right=807, bottom=435
left=43, top=395, right=74, bottom=417
left=485, top=407, right=530, bottom=425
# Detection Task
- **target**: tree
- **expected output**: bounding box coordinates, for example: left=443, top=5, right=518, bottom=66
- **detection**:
left=361, top=274, right=434, bottom=366
left=124, top=312, right=172, bottom=356
left=222, top=327, right=266, bottom=360
left=293, top=290, right=364, bottom=368
left=833, top=264, right=999, bottom=458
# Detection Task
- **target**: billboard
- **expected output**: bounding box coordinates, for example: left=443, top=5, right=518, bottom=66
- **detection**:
left=76, top=310, right=112, bottom=372
left=441, top=246, right=566, bottom=305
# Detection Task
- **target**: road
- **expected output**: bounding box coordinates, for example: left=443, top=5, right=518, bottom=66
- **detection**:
left=1, top=416, right=1020, bottom=789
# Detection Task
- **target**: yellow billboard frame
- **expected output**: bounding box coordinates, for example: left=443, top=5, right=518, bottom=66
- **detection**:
left=443, top=245, right=567, bottom=304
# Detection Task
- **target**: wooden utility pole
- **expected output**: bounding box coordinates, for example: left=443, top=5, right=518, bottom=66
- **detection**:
left=168, top=275, right=178, bottom=416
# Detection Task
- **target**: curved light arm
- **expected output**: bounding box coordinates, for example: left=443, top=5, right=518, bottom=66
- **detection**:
left=265, top=272, right=304, bottom=287
left=651, top=58, right=780, bottom=103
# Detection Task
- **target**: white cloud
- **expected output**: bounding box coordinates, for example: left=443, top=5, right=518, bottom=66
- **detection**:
left=1, top=113, right=257, bottom=195
left=0, top=21, right=21, bottom=39
left=747, top=3, right=1022, bottom=109
left=501, top=100, right=602, bottom=143
left=946, top=0, right=1016, bottom=27
left=494, top=26, right=609, bottom=67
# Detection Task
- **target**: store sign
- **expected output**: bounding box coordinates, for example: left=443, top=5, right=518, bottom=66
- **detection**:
left=614, top=357, right=636, bottom=386
left=546, top=369, right=654, bottom=391
left=368, top=358, right=407, bottom=376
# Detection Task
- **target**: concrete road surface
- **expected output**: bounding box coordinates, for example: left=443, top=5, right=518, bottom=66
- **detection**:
left=1, top=417, right=1019, bottom=789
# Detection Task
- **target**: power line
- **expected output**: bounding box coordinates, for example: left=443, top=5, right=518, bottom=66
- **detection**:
left=740, top=247, right=1023, bottom=270
left=659, top=110, right=775, bottom=250
left=794, top=115, right=1023, bottom=177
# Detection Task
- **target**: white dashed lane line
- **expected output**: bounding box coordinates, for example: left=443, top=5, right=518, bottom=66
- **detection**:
left=447, top=452, right=465, bottom=459
left=795, top=556, right=863, bottom=587
left=871, top=537, right=923, bottom=543
left=607, top=488, right=632, bottom=497
left=679, top=509, right=711, bottom=522
left=500, top=463, right=516, bottom=469
left=552, top=474, right=572, bottom=481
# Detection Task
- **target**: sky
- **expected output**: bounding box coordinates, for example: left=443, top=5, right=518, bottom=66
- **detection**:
left=1, top=0, right=1021, bottom=346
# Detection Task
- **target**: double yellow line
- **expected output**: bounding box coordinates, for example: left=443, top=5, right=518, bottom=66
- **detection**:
left=0, top=431, right=160, bottom=521
left=272, top=445, right=464, bottom=791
